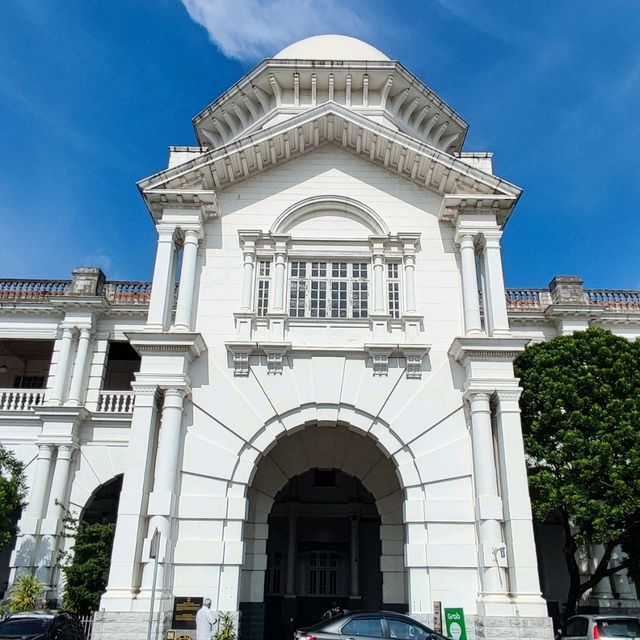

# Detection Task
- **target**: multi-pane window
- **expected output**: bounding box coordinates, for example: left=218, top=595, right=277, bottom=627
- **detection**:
left=289, top=261, right=368, bottom=319
left=256, top=260, right=271, bottom=316
left=264, top=551, right=282, bottom=595
left=387, top=263, right=401, bottom=319
left=308, top=552, right=338, bottom=595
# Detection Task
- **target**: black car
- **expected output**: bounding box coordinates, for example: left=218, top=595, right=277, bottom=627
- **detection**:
left=0, top=611, right=84, bottom=640
left=295, top=611, right=449, bottom=640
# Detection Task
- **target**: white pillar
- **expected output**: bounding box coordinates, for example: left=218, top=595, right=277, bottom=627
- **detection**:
left=240, top=250, right=256, bottom=311
left=273, top=250, right=287, bottom=313
left=350, top=516, right=360, bottom=597
left=67, top=328, right=92, bottom=406
left=49, top=328, right=75, bottom=405
left=147, top=226, right=177, bottom=331
left=37, top=444, right=75, bottom=584
left=102, top=386, right=159, bottom=606
left=174, top=229, right=201, bottom=331
left=458, top=234, right=482, bottom=335
left=403, top=253, right=417, bottom=314
left=482, top=232, right=510, bottom=336
left=495, top=391, right=546, bottom=602
left=373, top=253, right=385, bottom=314
left=591, top=544, right=614, bottom=599
left=26, top=444, right=55, bottom=522
left=285, top=515, right=297, bottom=596
left=610, top=547, right=635, bottom=599
left=142, top=388, right=186, bottom=593
left=469, top=392, right=507, bottom=595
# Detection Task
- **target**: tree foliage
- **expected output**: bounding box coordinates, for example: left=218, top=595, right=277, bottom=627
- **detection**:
left=515, top=327, right=640, bottom=618
left=59, top=513, right=115, bottom=615
left=0, top=445, right=26, bottom=550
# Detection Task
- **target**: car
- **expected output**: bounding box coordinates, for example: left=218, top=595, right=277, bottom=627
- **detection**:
left=0, top=611, right=84, bottom=640
left=560, top=614, right=640, bottom=640
left=294, top=611, right=449, bottom=640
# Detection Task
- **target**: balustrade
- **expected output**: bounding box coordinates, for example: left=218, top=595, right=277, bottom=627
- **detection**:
left=0, top=389, right=46, bottom=411
left=504, top=288, right=552, bottom=310
left=96, top=391, right=136, bottom=413
left=104, top=281, right=152, bottom=304
left=0, top=279, right=70, bottom=300
left=587, top=289, right=640, bottom=310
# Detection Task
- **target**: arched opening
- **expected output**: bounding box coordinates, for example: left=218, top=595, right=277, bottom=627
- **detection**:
left=239, top=424, right=407, bottom=640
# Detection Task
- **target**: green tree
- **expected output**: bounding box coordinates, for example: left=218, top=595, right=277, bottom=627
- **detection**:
left=0, top=445, right=26, bottom=550
left=59, top=514, right=115, bottom=615
left=515, top=327, right=640, bottom=620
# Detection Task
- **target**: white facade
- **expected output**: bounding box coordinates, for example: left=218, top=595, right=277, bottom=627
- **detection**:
left=1, top=35, right=639, bottom=640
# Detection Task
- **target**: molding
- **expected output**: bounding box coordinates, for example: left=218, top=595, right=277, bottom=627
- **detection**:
left=125, top=332, right=206, bottom=362
left=225, top=341, right=256, bottom=377
left=438, top=194, right=519, bottom=228
left=364, top=343, right=396, bottom=376
left=449, top=337, right=530, bottom=365
left=259, top=342, right=292, bottom=375
left=399, top=345, right=430, bottom=379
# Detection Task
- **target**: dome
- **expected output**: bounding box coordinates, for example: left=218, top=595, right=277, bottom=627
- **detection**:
left=274, top=35, right=390, bottom=62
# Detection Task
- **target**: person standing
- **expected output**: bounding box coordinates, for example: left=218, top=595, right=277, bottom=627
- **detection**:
left=196, top=598, right=217, bottom=640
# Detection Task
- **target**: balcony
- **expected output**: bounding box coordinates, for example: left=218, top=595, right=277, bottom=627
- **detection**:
left=96, top=391, right=136, bottom=414
left=0, top=389, right=46, bottom=411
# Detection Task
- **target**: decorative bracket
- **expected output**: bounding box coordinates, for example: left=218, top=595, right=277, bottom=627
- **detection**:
left=365, top=344, right=395, bottom=376
left=225, top=341, right=256, bottom=377
left=399, top=345, right=430, bottom=379
left=259, top=342, right=291, bottom=375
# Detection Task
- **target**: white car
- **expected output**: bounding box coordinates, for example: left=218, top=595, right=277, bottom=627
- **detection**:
left=561, top=615, right=640, bottom=640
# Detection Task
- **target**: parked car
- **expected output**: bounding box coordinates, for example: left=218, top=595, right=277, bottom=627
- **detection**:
left=560, top=615, right=640, bottom=640
left=295, top=611, right=449, bottom=640
left=0, top=611, right=84, bottom=640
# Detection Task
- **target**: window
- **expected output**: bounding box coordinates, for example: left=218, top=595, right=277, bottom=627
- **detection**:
left=308, top=552, right=338, bottom=595
left=342, top=618, right=384, bottom=638
left=256, top=260, right=271, bottom=317
left=564, top=618, right=588, bottom=638
left=13, top=375, right=45, bottom=389
left=387, top=619, right=429, bottom=640
left=264, top=551, right=282, bottom=595
left=289, top=261, right=369, bottom=319
left=387, top=263, right=401, bottom=319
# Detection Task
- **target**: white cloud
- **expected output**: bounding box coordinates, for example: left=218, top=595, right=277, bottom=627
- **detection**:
left=179, top=0, right=369, bottom=62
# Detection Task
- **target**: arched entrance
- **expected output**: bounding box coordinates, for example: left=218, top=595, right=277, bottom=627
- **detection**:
left=239, top=424, right=407, bottom=640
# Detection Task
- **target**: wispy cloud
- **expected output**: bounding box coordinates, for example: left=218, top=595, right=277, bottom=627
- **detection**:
left=179, top=0, right=369, bottom=62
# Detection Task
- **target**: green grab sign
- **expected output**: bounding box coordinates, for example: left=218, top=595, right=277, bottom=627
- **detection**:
left=444, top=608, right=467, bottom=640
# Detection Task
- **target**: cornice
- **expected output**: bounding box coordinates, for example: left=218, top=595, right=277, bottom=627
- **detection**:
left=138, top=103, right=519, bottom=208
left=126, top=331, right=206, bottom=361
left=449, top=336, right=530, bottom=365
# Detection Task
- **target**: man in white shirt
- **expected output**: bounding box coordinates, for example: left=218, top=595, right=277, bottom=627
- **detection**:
left=196, top=598, right=217, bottom=640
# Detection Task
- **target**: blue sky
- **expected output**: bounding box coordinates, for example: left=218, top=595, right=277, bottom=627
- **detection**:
left=1, top=0, right=639, bottom=288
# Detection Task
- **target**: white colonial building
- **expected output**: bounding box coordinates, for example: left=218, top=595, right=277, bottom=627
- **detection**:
left=1, top=35, right=639, bottom=640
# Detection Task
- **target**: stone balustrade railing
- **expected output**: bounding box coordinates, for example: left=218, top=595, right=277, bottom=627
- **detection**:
left=104, top=281, right=152, bottom=304
left=506, top=287, right=640, bottom=312
left=587, top=289, right=640, bottom=311
left=0, top=279, right=70, bottom=300
left=505, top=289, right=552, bottom=310
left=0, top=389, right=46, bottom=411
left=96, top=391, right=136, bottom=413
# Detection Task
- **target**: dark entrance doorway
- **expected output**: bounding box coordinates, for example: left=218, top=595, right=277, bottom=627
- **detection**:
left=263, top=469, right=382, bottom=640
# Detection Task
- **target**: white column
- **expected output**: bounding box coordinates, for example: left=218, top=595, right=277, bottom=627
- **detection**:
left=67, top=328, right=92, bottom=406
left=174, top=229, right=201, bottom=331
left=495, top=391, right=546, bottom=602
left=102, top=385, right=159, bottom=606
left=350, top=516, right=360, bottom=597
left=285, top=515, right=297, bottom=596
left=458, top=234, right=482, bottom=335
left=469, top=392, right=506, bottom=595
left=373, top=253, right=385, bottom=314
left=37, top=444, right=76, bottom=584
left=482, top=232, right=510, bottom=336
left=25, top=444, right=55, bottom=521
left=403, top=253, right=417, bottom=314
left=590, top=544, right=614, bottom=599
left=49, top=328, right=75, bottom=405
left=273, top=250, right=287, bottom=313
left=147, top=226, right=177, bottom=330
left=142, top=388, right=186, bottom=593
left=240, top=250, right=256, bottom=311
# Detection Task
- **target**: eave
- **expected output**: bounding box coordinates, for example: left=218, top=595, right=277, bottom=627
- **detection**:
left=140, top=103, right=521, bottom=221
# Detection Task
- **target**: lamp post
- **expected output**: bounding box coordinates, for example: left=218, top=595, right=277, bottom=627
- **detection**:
left=146, top=528, right=161, bottom=640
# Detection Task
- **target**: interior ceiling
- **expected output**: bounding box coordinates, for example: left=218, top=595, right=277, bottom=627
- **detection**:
left=0, top=339, right=54, bottom=361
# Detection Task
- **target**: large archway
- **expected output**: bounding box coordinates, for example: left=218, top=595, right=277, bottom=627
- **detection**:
left=239, top=424, right=407, bottom=640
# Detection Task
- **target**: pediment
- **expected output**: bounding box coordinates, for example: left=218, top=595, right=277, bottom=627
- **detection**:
left=192, top=59, right=468, bottom=154
left=139, top=104, right=521, bottom=223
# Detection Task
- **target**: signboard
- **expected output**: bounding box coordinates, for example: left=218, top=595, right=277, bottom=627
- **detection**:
left=433, top=601, right=442, bottom=634
left=172, top=596, right=203, bottom=630
left=444, top=608, right=467, bottom=640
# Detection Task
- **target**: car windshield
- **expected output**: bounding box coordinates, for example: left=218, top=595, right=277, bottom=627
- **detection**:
left=0, top=618, right=50, bottom=636
left=597, top=619, right=640, bottom=638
